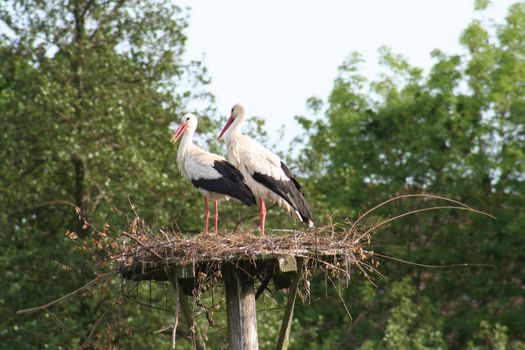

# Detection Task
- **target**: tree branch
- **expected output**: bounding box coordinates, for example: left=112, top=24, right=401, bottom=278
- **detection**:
left=17, top=271, right=117, bottom=314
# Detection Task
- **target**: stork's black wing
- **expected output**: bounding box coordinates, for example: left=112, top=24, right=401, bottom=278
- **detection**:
left=192, top=160, right=256, bottom=206
left=252, top=161, right=313, bottom=224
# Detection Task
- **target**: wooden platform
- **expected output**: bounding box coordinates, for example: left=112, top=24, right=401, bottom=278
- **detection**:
left=120, top=254, right=300, bottom=295
left=115, top=230, right=372, bottom=350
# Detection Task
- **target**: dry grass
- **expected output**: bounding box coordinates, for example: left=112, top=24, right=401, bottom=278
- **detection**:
left=113, top=220, right=378, bottom=283
left=118, top=226, right=371, bottom=263
left=18, top=193, right=493, bottom=316
left=111, top=193, right=495, bottom=284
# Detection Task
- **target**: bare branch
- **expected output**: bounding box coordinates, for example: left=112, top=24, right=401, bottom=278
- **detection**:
left=121, top=232, right=164, bottom=260
left=17, top=272, right=117, bottom=314
left=350, top=193, right=477, bottom=233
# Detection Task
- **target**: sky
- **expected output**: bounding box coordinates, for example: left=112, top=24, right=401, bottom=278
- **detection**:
left=179, top=0, right=517, bottom=148
left=0, top=1, right=517, bottom=148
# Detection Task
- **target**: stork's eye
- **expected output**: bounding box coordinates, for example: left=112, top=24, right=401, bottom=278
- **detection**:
left=186, top=117, right=189, bottom=121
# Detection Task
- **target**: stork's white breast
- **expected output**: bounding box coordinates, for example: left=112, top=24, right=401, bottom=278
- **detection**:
left=183, top=146, right=223, bottom=181
left=228, top=134, right=289, bottom=181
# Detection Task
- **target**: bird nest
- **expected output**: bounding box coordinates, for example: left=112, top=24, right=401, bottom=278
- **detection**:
left=82, top=194, right=486, bottom=292
left=110, top=216, right=379, bottom=290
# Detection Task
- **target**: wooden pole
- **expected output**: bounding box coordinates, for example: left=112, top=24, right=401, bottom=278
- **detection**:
left=275, top=258, right=303, bottom=350
left=223, top=262, right=259, bottom=350
left=165, top=268, right=206, bottom=350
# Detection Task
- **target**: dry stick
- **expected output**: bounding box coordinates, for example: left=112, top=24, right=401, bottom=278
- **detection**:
left=17, top=272, right=117, bottom=314
left=293, top=253, right=349, bottom=276
left=327, top=274, right=352, bottom=321
left=165, top=266, right=206, bottom=350
left=275, top=258, right=304, bottom=350
left=357, top=265, right=376, bottom=286
left=255, top=272, right=274, bottom=300
left=178, top=289, right=206, bottom=350
left=262, top=291, right=279, bottom=306
left=172, top=284, right=179, bottom=349
left=81, top=299, right=119, bottom=349
left=354, top=205, right=496, bottom=244
left=373, top=252, right=495, bottom=269
left=255, top=305, right=288, bottom=313
left=350, top=194, right=477, bottom=234
left=165, top=269, right=180, bottom=350
left=121, top=232, right=164, bottom=260
left=44, top=308, right=83, bottom=337
left=359, top=260, right=386, bottom=280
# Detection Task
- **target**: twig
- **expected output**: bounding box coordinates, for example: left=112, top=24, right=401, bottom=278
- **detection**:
left=81, top=298, right=119, bottom=349
left=255, top=273, right=273, bottom=300
left=165, top=268, right=180, bottom=350
left=179, top=292, right=206, bottom=350
left=44, top=308, right=83, bottom=337
left=173, top=282, right=179, bottom=350
left=350, top=194, right=476, bottom=234
left=17, top=272, right=117, bottom=314
left=354, top=205, right=496, bottom=244
left=373, top=252, right=495, bottom=269
left=327, top=275, right=352, bottom=321
left=122, top=232, right=164, bottom=260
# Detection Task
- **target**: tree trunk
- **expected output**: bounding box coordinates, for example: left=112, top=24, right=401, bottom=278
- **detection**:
left=71, top=0, right=88, bottom=237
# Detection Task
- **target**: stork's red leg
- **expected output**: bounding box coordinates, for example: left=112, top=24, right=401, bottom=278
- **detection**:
left=203, top=196, right=209, bottom=234
left=259, top=196, right=266, bottom=237
left=214, top=200, right=219, bottom=234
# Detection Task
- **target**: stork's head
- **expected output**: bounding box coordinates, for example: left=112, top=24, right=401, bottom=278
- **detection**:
left=171, top=113, right=197, bottom=144
left=217, top=103, right=245, bottom=140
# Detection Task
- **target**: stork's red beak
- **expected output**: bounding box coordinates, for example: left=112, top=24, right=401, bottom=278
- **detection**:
left=171, top=121, right=189, bottom=144
left=217, top=116, right=234, bottom=141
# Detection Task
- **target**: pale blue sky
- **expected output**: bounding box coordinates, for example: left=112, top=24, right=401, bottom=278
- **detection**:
left=180, top=0, right=517, bottom=148
left=0, top=1, right=517, bottom=147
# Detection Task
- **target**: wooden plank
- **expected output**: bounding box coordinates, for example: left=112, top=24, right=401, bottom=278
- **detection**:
left=223, top=262, right=259, bottom=350
left=277, top=256, right=297, bottom=273
left=176, top=263, right=195, bottom=295
left=275, top=257, right=304, bottom=350
left=273, top=256, right=298, bottom=289
left=175, top=263, right=195, bottom=279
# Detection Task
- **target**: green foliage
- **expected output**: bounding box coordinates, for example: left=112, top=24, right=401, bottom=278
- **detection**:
left=467, top=321, right=525, bottom=350
left=474, top=0, right=491, bottom=11
left=295, top=2, right=525, bottom=348
left=0, top=0, right=214, bottom=348
left=382, top=278, right=446, bottom=350
left=2, top=0, right=525, bottom=349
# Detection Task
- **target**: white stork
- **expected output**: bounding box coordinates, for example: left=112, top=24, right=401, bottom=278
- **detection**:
left=172, top=113, right=256, bottom=234
left=217, top=103, right=314, bottom=236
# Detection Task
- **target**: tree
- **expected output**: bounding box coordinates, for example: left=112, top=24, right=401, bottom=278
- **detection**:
left=293, top=2, right=525, bottom=348
left=0, top=1, right=214, bottom=348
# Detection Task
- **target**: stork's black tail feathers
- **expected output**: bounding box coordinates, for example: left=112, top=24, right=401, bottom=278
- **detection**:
left=279, top=162, right=314, bottom=226
left=252, top=162, right=314, bottom=226
left=191, top=160, right=256, bottom=206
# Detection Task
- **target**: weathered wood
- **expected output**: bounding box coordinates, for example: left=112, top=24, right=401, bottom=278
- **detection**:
left=277, top=256, right=297, bottom=273
left=176, top=263, right=196, bottom=295
left=165, top=269, right=206, bottom=350
left=275, top=258, right=304, bottom=350
left=175, top=263, right=195, bottom=279
left=179, top=292, right=206, bottom=350
left=223, top=263, right=259, bottom=350
left=164, top=268, right=180, bottom=349
left=273, top=255, right=298, bottom=289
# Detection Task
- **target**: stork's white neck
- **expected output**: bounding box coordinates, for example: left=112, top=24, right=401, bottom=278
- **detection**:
left=180, top=126, right=196, bottom=149
left=176, top=125, right=196, bottom=174
left=224, top=114, right=245, bottom=143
